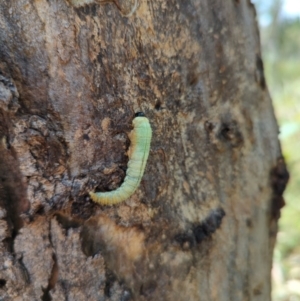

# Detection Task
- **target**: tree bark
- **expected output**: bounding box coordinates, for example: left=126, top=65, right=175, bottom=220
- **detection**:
left=0, top=0, right=289, bottom=301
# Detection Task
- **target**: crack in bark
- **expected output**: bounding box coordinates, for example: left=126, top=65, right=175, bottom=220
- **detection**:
left=17, top=256, right=31, bottom=284
left=175, top=207, right=226, bottom=248
left=41, top=220, right=59, bottom=301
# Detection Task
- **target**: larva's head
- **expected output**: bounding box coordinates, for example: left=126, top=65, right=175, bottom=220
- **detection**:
left=133, top=112, right=150, bottom=128
left=135, top=112, right=145, bottom=117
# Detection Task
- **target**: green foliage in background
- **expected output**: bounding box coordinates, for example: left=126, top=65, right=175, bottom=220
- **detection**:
left=259, top=8, right=300, bottom=300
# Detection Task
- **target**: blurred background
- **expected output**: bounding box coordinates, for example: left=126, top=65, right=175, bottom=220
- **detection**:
left=252, top=0, right=300, bottom=300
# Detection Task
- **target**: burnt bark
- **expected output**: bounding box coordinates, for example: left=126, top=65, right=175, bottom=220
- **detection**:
left=0, top=0, right=288, bottom=300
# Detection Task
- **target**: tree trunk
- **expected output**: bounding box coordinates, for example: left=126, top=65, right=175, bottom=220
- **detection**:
left=0, top=1, right=289, bottom=300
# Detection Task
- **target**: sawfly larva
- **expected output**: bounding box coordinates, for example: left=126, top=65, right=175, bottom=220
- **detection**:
left=89, top=112, right=152, bottom=205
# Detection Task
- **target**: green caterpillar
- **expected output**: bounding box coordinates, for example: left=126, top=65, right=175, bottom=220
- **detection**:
left=89, top=112, right=152, bottom=205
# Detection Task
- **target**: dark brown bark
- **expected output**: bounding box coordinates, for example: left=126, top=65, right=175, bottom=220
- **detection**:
left=0, top=0, right=288, bottom=300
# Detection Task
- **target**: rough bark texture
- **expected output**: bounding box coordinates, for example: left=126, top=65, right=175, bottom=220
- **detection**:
left=0, top=0, right=289, bottom=301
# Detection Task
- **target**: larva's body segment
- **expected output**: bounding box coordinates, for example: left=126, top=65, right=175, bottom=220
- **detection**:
left=89, top=115, right=152, bottom=205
